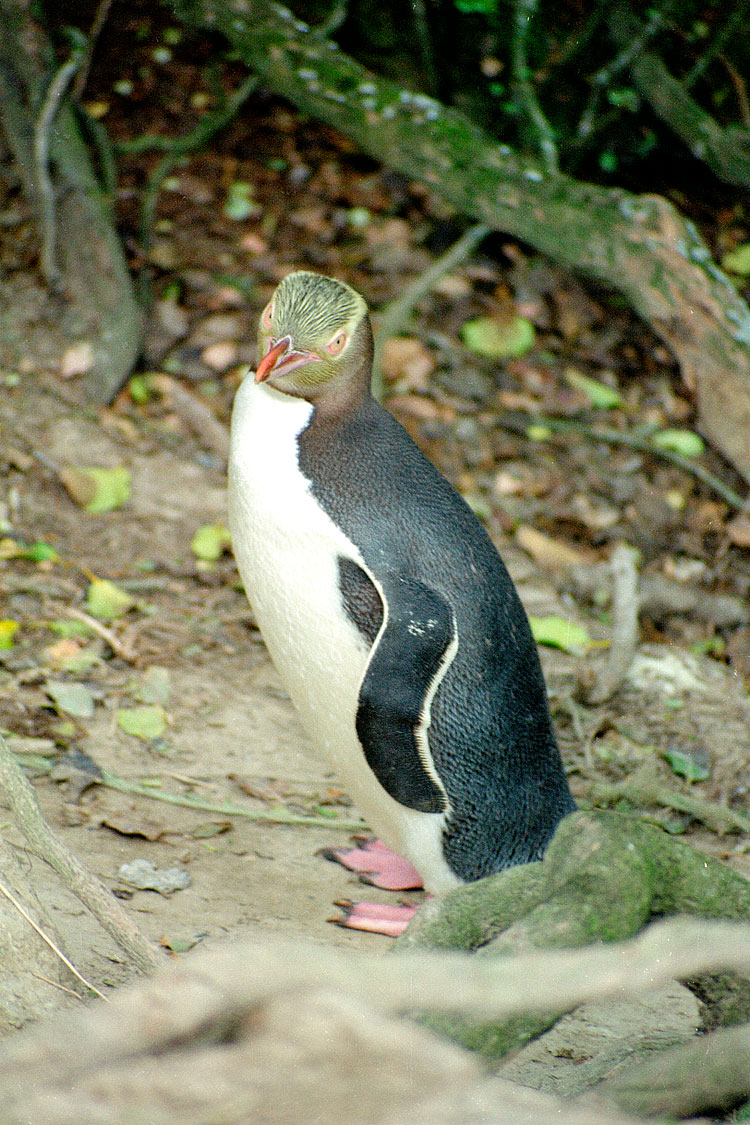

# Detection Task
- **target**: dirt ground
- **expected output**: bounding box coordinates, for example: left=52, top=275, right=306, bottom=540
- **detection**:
left=1, top=371, right=748, bottom=1007
left=0, top=36, right=749, bottom=1098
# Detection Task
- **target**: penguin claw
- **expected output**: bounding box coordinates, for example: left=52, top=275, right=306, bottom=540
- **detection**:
left=319, top=837, right=424, bottom=891
left=329, top=899, right=419, bottom=937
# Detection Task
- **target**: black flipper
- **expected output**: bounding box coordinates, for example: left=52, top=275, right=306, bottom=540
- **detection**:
left=339, top=560, right=454, bottom=814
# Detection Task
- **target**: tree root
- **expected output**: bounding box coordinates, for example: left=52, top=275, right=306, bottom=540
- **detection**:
left=0, top=734, right=164, bottom=975
left=396, top=810, right=750, bottom=1057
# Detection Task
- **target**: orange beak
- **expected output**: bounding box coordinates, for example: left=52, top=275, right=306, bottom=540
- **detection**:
left=255, top=338, right=291, bottom=384
left=255, top=336, right=319, bottom=384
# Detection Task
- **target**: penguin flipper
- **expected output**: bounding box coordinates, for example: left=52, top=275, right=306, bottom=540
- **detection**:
left=354, top=571, right=456, bottom=814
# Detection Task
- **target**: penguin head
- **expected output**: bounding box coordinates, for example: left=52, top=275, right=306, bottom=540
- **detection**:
left=254, top=271, right=373, bottom=404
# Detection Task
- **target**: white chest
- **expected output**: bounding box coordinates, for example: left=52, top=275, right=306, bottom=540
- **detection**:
left=228, top=380, right=369, bottom=754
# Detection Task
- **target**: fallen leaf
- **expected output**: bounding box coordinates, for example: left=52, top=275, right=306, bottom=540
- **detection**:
left=135, top=665, right=171, bottom=705
left=86, top=578, right=134, bottom=619
left=223, top=180, right=261, bottom=221
left=461, top=315, right=535, bottom=359
left=160, top=935, right=201, bottom=952
left=662, top=746, right=710, bottom=783
left=529, top=615, right=593, bottom=653
left=102, top=813, right=166, bottom=841
left=515, top=526, right=589, bottom=570
left=726, top=514, right=750, bottom=548
left=380, top=337, right=435, bottom=387
left=200, top=341, right=239, bottom=371
left=59, top=465, right=131, bottom=514
left=117, top=704, right=168, bottom=740
left=0, top=620, right=19, bottom=650
left=3, top=735, right=57, bottom=757
left=564, top=367, right=623, bottom=409
left=45, top=680, right=96, bottom=719
left=45, top=640, right=100, bottom=673
left=190, top=820, right=232, bottom=838
left=190, top=522, right=232, bottom=562
left=721, top=243, right=750, bottom=275
left=59, top=341, right=94, bottom=378
left=25, top=541, right=59, bottom=563
left=651, top=429, right=705, bottom=457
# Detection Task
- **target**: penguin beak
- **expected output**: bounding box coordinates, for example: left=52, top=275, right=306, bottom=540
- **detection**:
left=255, top=336, right=319, bottom=384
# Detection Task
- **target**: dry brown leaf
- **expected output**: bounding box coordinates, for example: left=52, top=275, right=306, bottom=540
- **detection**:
left=515, top=525, right=590, bottom=570
left=380, top=337, right=435, bottom=387
left=58, top=466, right=97, bottom=508
left=201, top=341, right=239, bottom=371
left=59, top=341, right=94, bottom=379
left=102, top=813, right=166, bottom=841
left=726, top=514, right=750, bottom=548
left=386, top=394, right=442, bottom=420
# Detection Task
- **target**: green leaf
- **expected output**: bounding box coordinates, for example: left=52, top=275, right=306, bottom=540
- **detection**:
left=49, top=619, right=94, bottom=638
left=0, top=620, right=19, bottom=650
left=135, top=665, right=171, bottom=706
left=117, top=704, right=168, bottom=740
left=651, top=429, right=705, bottom=457
left=529, top=615, right=593, bottom=654
left=160, top=935, right=201, bottom=953
left=662, top=747, right=710, bottom=783
left=565, top=368, right=623, bottom=409
left=190, top=820, right=232, bottom=838
left=722, top=243, right=750, bottom=276
left=128, top=375, right=152, bottom=404
left=223, top=181, right=261, bottom=221
left=190, top=522, right=232, bottom=562
left=25, top=541, right=60, bottom=563
left=86, top=578, right=135, bottom=619
left=461, top=315, right=535, bottom=359
left=46, top=680, right=96, bottom=719
left=60, top=465, right=131, bottom=513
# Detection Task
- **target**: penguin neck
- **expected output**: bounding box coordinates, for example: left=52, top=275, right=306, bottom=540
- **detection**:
left=304, top=318, right=374, bottom=422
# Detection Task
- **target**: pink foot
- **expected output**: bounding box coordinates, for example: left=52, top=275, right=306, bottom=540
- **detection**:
left=319, top=837, right=424, bottom=891
left=330, top=899, right=419, bottom=937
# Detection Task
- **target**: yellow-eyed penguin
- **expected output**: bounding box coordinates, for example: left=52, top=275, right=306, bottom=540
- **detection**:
left=228, top=271, right=575, bottom=927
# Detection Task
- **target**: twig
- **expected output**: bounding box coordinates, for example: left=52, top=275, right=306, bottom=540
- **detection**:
left=684, top=0, right=750, bottom=89
left=722, top=57, right=750, bottom=130
left=512, top=0, right=558, bottom=172
left=96, top=770, right=366, bottom=831
left=71, top=0, right=117, bottom=102
left=373, top=222, right=491, bottom=398
left=585, top=543, right=639, bottom=704
left=0, top=734, right=164, bottom=974
left=499, top=412, right=748, bottom=511
left=411, top=0, right=438, bottom=96
left=30, top=972, right=90, bottom=1001
left=64, top=607, right=137, bottom=663
left=137, top=72, right=259, bottom=250
left=0, top=877, right=106, bottom=1000
left=576, top=7, right=664, bottom=142
left=313, top=0, right=348, bottom=39
left=33, top=42, right=87, bottom=287
left=147, top=374, right=231, bottom=461
left=588, top=763, right=750, bottom=836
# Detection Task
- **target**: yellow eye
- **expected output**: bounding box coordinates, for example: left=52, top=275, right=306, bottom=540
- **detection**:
left=261, top=302, right=274, bottom=329
left=326, top=332, right=347, bottom=356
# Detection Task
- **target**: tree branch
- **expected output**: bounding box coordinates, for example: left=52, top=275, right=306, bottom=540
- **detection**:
left=610, top=10, right=750, bottom=189
left=173, top=0, right=750, bottom=487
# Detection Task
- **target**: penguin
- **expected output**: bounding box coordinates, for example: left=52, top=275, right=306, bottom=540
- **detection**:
left=228, top=271, right=575, bottom=901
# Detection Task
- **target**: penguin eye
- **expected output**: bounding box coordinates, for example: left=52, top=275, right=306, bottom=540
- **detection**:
left=261, top=302, right=274, bottom=330
left=326, top=332, right=347, bottom=356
